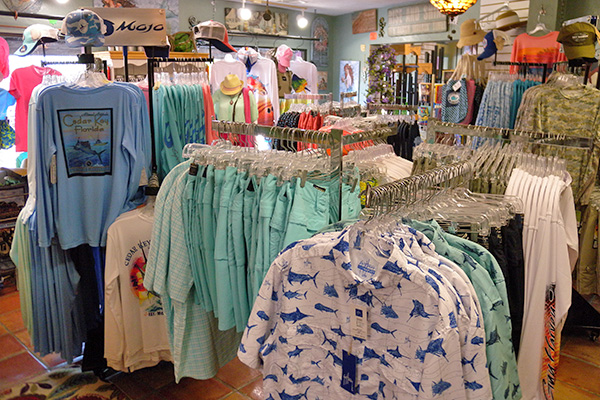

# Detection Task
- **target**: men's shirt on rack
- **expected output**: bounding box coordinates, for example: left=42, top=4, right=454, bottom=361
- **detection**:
left=290, top=58, right=318, bottom=94
left=34, top=83, right=151, bottom=249
left=238, top=48, right=280, bottom=124
left=240, top=225, right=486, bottom=399
left=9, top=66, right=60, bottom=152
left=0, top=88, right=15, bottom=119
left=510, top=31, right=566, bottom=72
left=105, top=206, right=172, bottom=372
left=145, top=160, right=242, bottom=382
left=210, top=57, right=247, bottom=94
left=408, top=220, right=522, bottom=400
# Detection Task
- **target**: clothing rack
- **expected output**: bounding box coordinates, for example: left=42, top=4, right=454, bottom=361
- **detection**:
left=426, top=118, right=595, bottom=148
left=367, top=103, right=418, bottom=112
left=492, top=61, right=550, bottom=82
left=284, top=93, right=333, bottom=101
left=40, top=57, right=109, bottom=76
left=364, top=161, right=474, bottom=212
left=145, top=56, right=213, bottom=176
left=208, top=120, right=394, bottom=221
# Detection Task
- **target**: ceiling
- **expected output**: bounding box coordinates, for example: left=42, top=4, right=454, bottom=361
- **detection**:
left=246, top=0, right=427, bottom=16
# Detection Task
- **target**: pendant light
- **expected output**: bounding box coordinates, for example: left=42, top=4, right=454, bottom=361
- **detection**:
left=430, top=0, right=478, bottom=18
left=238, top=0, right=251, bottom=20
left=297, top=10, right=308, bottom=28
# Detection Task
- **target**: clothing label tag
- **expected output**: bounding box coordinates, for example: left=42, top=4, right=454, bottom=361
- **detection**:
left=50, top=155, right=57, bottom=184
left=452, top=81, right=462, bottom=91
left=351, top=305, right=368, bottom=340
left=341, top=350, right=358, bottom=394
left=189, top=163, right=199, bottom=176
left=140, top=168, right=149, bottom=186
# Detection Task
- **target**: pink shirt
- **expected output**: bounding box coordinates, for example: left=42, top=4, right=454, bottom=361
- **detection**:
left=9, top=65, right=60, bottom=152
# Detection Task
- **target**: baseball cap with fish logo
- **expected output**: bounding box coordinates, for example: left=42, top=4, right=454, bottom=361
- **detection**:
left=60, top=9, right=106, bottom=48
left=15, top=24, right=59, bottom=56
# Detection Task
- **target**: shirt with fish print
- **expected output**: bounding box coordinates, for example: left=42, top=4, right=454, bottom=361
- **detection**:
left=408, top=220, right=521, bottom=400
left=239, top=226, right=472, bottom=399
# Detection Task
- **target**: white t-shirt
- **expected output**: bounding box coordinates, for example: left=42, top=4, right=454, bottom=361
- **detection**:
left=104, top=205, right=172, bottom=372
left=246, top=58, right=280, bottom=123
left=290, top=58, right=318, bottom=94
left=210, top=56, right=247, bottom=94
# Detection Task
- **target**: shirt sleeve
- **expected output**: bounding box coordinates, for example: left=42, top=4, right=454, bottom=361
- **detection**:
left=9, top=70, right=20, bottom=100
left=104, top=228, right=126, bottom=370
left=249, top=91, right=258, bottom=124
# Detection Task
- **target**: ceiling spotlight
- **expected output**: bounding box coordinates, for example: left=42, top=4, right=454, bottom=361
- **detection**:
left=56, top=0, right=69, bottom=4
left=297, top=10, right=308, bottom=28
left=238, top=0, right=252, bottom=21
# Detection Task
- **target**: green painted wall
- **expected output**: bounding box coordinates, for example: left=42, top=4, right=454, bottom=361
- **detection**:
left=560, top=0, right=600, bottom=22
left=329, top=1, right=481, bottom=104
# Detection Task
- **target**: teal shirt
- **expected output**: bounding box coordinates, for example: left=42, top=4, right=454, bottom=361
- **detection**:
left=409, top=220, right=522, bottom=400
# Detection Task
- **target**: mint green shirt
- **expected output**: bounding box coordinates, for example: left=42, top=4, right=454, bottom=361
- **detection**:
left=213, top=89, right=258, bottom=123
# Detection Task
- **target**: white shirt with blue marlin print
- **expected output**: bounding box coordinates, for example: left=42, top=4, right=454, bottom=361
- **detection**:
left=239, top=225, right=482, bottom=399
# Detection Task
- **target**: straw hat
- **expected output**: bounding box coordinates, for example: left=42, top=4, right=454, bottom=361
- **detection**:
left=220, top=74, right=244, bottom=96
left=457, top=19, right=486, bottom=48
left=496, top=10, right=521, bottom=31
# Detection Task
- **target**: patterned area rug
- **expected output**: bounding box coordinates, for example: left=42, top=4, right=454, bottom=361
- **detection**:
left=0, top=365, right=126, bottom=400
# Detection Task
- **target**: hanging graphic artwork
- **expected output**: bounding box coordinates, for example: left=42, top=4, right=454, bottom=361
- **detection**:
left=340, top=60, right=360, bottom=101
left=318, top=71, right=328, bottom=90
left=311, top=17, right=329, bottom=68
left=93, top=0, right=179, bottom=33
left=247, top=75, right=275, bottom=125
left=224, top=7, right=288, bottom=35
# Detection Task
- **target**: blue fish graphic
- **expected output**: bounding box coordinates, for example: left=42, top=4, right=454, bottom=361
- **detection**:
left=371, top=322, right=397, bottom=338
left=489, top=300, right=504, bottom=312
left=379, top=381, right=386, bottom=394
left=288, top=271, right=319, bottom=287
left=361, top=374, right=369, bottom=381
left=461, top=354, right=477, bottom=371
left=331, top=326, right=346, bottom=337
left=381, top=304, right=399, bottom=319
left=353, top=233, right=362, bottom=249
left=386, top=346, right=405, bottom=359
left=357, top=291, right=377, bottom=307
left=379, top=354, right=391, bottom=367
left=501, top=360, right=508, bottom=376
left=471, top=336, right=484, bottom=346
left=432, top=379, right=452, bottom=395
left=257, top=311, right=269, bottom=321
left=322, top=249, right=336, bottom=264
left=277, top=388, right=309, bottom=400
left=374, top=245, right=392, bottom=258
left=353, top=336, right=365, bottom=343
left=371, top=279, right=384, bottom=289
left=256, top=336, right=266, bottom=345
left=333, top=238, right=350, bottom=254
left=341, top=262, right=352, bottom=270
left=464, top=380, right=483, bottom=391
left=287, top=346, right=306, bottom=358
left=239, top=342, right=246, bottom=353
left=281, top=307, right=312, bottom=323
left=427, top=268, right=444, bottom=283
left=261, top=342, right=277, bottom=357
left=312, top=376, right=325, bottom=385
left=282, top=241, right=300, bottom=254
left=315, top=303, right=338, bottom=316
left=323, top=283, right=339, bottom=298
left=326, top=350, right=343, bottom=366
left=363, top=347, right=382, bottom=361
left=488, top=360, right=498, bottom=380
left=425, top=276, right=445, bottom=300
left=415, top=347, right=427, bottom=363
left=311, top=360, right=321, bottom=368
left=283, top=290, right=308, bottom=300
left=301, top=243, right=317, bottom=251
left=266, top=395, right=275, bottom=400
left=407, top=378, right=423, bottom=392
left=407, top=299, right=434, bottom=321
left=512, top=384, right=520, bottom=397
left=382, top=261, right=412, bottom=280
left=264, top=374, right=278, bottom=382
left=396, top=282, right=403, bottom=295
left=487, top=327, right=502, bottom=346
left=448, top=311, right=457, bottom=329
left=345, top=282, right=359, bottom=298
left=279, top=336, right=288, bottom=344
left=426, top=338, right=448, bottom=360
left=366, top=392, right=378, bottom=400
left=289, top=374, right=311, bottom=385
left=277, top=364, right=288, bottom=375
left=271, top=291, right=278, bottom=301
left=246, top=323, right=257, bottom=337
left=321, top=330, right=338, bottom=350
left=296, top=324, right=314, bottom=335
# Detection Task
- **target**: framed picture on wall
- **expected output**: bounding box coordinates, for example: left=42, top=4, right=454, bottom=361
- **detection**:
left=318, top=71, right=328, bottom=91
left=352, top=9, right=377, bottom=34
left=340, top=60, right=360, bottom=101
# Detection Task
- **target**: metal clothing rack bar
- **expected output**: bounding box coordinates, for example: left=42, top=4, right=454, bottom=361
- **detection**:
left=284, top=93, right=333, bottom=101
left=364, top=161, right=473, bottom=211
left=146, top=56, right=213, bottom=174
left=40, top=58, right=109, bottom=76
left=208, top=120, right=394, bottom=222
left=427, top=119, right=595, bottom=148
left=493, top=61, right=550, bottom=82
left=367, top=103, right=418, bottom=112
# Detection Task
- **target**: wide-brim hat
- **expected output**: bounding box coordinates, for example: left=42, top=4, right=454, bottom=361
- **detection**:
left=193, top=20, right=237, bottom=53
left=457, top=19, right=486, bottom=48
left=221, top=74, right=243, bottom=95
left=15, top=24, right=59, bottom=56
left=496, top=10, right=521, bottom=31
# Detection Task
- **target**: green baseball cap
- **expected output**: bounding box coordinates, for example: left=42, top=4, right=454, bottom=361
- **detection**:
left=557, top=22, right=600, bottom=60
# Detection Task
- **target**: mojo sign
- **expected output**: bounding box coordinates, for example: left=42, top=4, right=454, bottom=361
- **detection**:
left=91, top=7, right=167, bottom=46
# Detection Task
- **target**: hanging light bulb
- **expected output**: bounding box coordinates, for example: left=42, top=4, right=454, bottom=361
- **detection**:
left=430, top=0, right=477, bottom=18
left=238, top=0, right=252, bottom=20
left=56, top=0, right=69, bottom=4
left=297, top=10, right=308, bottom=28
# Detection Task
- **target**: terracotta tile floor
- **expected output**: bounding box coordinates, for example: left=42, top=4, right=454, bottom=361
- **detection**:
left=2, top=288, right=600, bottom=399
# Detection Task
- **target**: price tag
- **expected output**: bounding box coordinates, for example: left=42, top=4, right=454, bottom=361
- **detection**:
left=351, top=305, right=368, bottom=340
left=140, top=168, right=149, bottom=186
left=341, top=350, right=358, bottom=394
left=50, top=155, right=57, bottom=184
left=452, top=81, right=462, bottom=91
